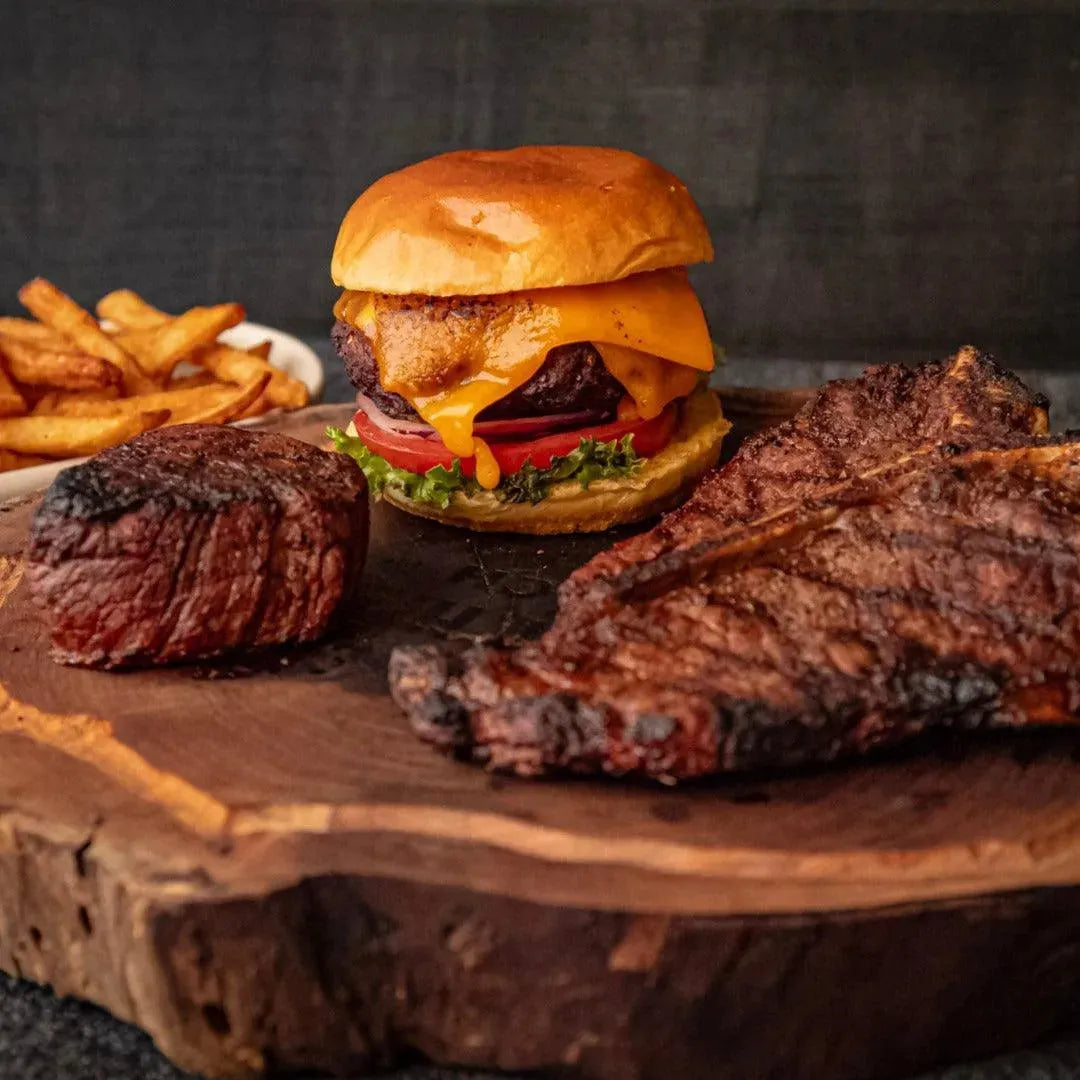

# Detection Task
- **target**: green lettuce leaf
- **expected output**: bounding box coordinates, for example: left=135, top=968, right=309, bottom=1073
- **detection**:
left=497, top=434, right=642, bottom=504
left=327, top=427, right=643, bottom=508
left=327, top=428, right=475, bottom=509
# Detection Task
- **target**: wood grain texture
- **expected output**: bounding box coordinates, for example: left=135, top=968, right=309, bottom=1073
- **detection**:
left=3, top=398, right=1080, bottom=1077
left=2, top=1, right=1079, bottom=362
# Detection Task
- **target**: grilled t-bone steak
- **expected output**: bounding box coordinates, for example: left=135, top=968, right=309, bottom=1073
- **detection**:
left=390, top=349, right=1076, bottom=779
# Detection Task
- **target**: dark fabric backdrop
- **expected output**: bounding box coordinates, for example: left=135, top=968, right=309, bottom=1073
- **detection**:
left=2, top=0, right=1079, bottom=364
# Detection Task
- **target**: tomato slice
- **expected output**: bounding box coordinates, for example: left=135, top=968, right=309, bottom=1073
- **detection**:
left=350, top=405, right=678, bottom=479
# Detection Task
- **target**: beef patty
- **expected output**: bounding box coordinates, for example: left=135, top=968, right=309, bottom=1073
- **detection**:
left=27, top=425, right=369, bottom=668
left=332, top=320, right=624, bottom=421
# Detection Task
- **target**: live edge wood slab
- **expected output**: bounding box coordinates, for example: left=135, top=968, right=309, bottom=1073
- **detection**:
left=4, top=398, right=1080, bottom=1080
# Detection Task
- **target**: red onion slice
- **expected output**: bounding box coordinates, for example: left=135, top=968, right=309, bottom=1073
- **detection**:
left=473, top=410, right=603, bottom=438
left=354, top=392, right=607, bottom=442
left=354, top=393, right=437, bottom=437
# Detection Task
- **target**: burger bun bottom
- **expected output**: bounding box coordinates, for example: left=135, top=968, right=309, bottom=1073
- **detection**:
left=381, top=384, right=730, bottom=534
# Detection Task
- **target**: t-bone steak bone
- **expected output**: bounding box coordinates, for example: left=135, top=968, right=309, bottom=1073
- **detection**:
left=390, top=351, right=1074, bottom=779
left=28, top=424, right=369, bottom=668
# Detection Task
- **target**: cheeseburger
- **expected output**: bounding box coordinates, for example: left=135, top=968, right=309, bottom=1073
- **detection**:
left=328, top=145, right=729, bottom=533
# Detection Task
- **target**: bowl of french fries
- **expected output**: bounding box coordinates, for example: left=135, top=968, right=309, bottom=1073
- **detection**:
left=0, top=279, right=319, bottom=495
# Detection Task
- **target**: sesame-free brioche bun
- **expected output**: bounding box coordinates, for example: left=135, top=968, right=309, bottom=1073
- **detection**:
left=331, top=146, right=714, bottom=297
left=364, top=385, right=729, bottom=535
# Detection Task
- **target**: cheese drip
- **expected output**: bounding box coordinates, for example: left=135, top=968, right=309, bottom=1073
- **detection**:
left=473, top=438, right=500, bottom=490
left=335, top=268, right=714, bottom=483
left=592, top=343, right=702, bottom=420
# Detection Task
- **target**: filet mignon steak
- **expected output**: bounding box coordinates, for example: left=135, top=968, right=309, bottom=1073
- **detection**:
left=27, top=424, right=369, bottom=667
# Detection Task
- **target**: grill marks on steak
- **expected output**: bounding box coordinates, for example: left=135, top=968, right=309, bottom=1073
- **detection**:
left=332, top=319, right=624, bottom=421
left=27, top=425, right=369, bottom=667
left=558, top=347, right=1049, bottom=614
left=390, top=350, right=1076, bottom=779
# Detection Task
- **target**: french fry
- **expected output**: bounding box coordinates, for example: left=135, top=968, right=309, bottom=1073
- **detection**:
left=0, top=335, right=122, bottom=391
left=232, top=389, right=272, bottom=421
left=0, top=317, right=71, bottom=349
left=167, top=371, right=219, bottom=390
left=0, top=410, right=169, bottom=457
left=97, top=289, right=307, bottom=410
left=32, top=388, right=121, bottom=415
left=112, top=303, right=245, bottom=380
left=18, top=278, right=155, bottom=394
left=45, top=373, right=270, bottom=427
left=0, top=449, right=50, bottom=472
left=266, top=371, right=308, bottom=410
left=95, top=289, right=170, bottom=330
left=40, top=384, right=228, bottom=419
left=0, top=359, right=27, bottom=418
left=171, top=375, right=269, bottom=426
left=106, top=326, right=168, bottom=389
left=188, top=344, right=259, bottom=385
left=194, top=344, right=308, bottom=410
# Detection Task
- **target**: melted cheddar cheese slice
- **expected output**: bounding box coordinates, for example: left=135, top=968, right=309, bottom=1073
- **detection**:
left=592, top=343, right=702, bottom=420
left=335, top=268, right=714, bottom=487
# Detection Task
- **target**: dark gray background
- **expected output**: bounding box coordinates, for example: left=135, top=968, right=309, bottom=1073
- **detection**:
left=4, top=1, right=1080, bottom=1077
left=3, top=0, right=1080, bottom=364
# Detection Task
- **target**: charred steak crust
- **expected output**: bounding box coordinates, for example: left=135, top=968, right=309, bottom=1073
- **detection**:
left=389, top=642, right=610, bottom=773
left=27, top=425, right=369, bottom=668
left=332, top=319, right=624, bottom=421
left=391, top=352, right=1075, bottom=780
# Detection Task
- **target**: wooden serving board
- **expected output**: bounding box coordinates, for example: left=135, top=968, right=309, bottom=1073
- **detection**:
left=4, top=399, right=1080, bottom=1080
